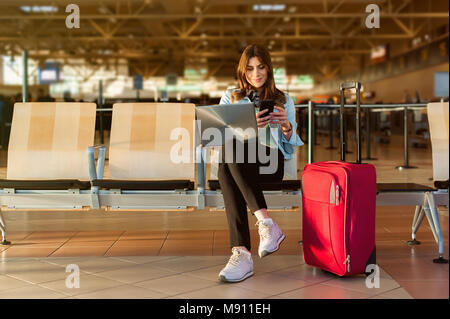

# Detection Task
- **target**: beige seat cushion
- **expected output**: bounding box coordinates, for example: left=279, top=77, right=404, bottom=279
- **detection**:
left=7, top=102, right=96, bottom=180
left=427, top=102, right=449, bottom=181
left=108, top=103, right=196, bottom=180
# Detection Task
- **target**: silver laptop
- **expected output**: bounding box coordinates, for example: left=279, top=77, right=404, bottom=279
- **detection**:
left=195, top=103, right=258, bottom=147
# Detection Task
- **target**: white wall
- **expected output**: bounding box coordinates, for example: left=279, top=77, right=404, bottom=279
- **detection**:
left=364, top=63, right=449, bottom=103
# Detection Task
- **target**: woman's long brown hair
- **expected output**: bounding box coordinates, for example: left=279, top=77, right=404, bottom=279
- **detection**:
left=230, top=44, right=286, bottom=106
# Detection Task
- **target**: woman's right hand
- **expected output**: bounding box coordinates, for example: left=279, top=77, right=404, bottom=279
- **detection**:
left=256, top=108, right=271, bottom=128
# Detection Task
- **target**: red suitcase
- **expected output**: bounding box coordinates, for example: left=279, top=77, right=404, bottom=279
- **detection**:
left=301, top=82, right=377, bottom=276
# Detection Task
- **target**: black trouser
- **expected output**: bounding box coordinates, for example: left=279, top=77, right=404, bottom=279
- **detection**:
left=217, top=140, right=284, bottom=251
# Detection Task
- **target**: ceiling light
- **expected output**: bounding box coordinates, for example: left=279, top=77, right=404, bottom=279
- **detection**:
left=253, top=4, right=286, bottom=12
left=20, top=6, right=58, bottom=13
left=98, top=7, right=109, bottom=14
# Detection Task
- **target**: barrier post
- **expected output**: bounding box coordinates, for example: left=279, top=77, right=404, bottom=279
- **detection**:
left=326, top=110, right=337, bottom=150
left=314, top=110, right=320, bottom=146
left=98, top=80, right=104, bottom=145
left=362, top=107, right=377, bottom=160
left=396, top=105, right=417, bottom=170
left=308, top=100, right=314, bottom=164
left=22, top=50, right=28, bottom=102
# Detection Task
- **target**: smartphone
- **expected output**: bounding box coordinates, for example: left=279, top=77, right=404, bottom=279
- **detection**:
left=259, top=99, right=275, bottom=114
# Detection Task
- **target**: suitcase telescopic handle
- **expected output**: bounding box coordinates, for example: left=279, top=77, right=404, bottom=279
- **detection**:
left=339, top=81, right=362, bottom=164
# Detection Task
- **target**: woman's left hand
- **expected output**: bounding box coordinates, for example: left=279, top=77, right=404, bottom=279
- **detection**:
left=270, top=105, right=290, bottom=130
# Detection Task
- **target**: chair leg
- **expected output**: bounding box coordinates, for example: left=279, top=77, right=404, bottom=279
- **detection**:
left=91, top=186, right=100, bottom=210
left=408, top=205, right=425, bottom=245
left=424, top=192, right=448, bottom=264
left=0, top=211, right=11, bottom=245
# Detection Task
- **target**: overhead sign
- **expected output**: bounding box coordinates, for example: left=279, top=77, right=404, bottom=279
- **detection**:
left=434, top=71, right=449, bottom=97
left=38, top=62, right=61, bottom=84
left=166, top=72, right=178, bottom=85
left=133, top=75, right=143, bottom=90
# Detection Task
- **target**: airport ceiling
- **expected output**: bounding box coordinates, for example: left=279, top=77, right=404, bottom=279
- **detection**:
left=0, top=0, right=448, bottom=81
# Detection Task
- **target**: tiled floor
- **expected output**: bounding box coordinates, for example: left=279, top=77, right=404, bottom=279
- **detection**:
left=0, top=209, right=447, bottom=300
left=0, top=133, right=448, bottom=299
left=0, top=255, right=412, bottom=299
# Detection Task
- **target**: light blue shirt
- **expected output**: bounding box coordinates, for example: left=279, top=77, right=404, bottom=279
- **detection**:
left=219, top=89, right=304, bottom=159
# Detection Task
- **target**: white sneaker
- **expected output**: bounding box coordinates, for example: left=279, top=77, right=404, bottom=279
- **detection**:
left=219, top=247, right=254, bottom=283
left=256, top=218, right=286, bottom=258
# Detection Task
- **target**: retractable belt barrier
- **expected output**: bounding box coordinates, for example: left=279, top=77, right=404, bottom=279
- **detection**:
left=295, top=103, right=428, bottom=169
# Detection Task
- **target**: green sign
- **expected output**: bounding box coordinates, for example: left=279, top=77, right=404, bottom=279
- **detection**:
left=184, top=68, right=207, bottom=79
left=296, top=75, right=314, bottom=85
left=274, top=67, right=286, bottom=85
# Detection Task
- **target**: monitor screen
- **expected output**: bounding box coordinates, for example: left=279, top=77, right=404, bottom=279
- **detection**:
left=38, top=62, right=60, bottom=84
left=370, top=45, right=388, bottom=63
left=434, top=71, right=449, bottom=97
left=40, top=69, right=58, bottom=82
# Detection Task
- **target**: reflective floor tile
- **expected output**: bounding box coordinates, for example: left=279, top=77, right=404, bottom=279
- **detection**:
left=92, top=263, right=177, bottom=284
left=108, top=255, right=179, bottom=265
left=321, top=274, right=400, bottom=296
left=135, top=273, right=219, bottom=296
left=275, top=283, right=372, bottom=299
left=369, top=287, right=413, bottom=299
left=232, top=272, right=311, bottom=296
left=150, top=256, right=228, bottom=274
left=173, top=283, right=270, bottom=299
left=38, top=272, right=125, bottom=296
left=0, top=285, right=67, bottom=299
left=267, top=264, right=336, bottom=284
left=41, top=256, right=138, bottom=274
left=0, top=274, right=31, bottom=292
left=73, top=284, right=168, bottom=299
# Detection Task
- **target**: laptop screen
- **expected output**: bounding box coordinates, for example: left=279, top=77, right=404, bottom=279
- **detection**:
left=195, top=103, right=258, bottom=147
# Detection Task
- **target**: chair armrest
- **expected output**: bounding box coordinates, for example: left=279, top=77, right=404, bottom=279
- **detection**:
left=87, top=145, right=106, bottom=182
left=196, top=145, right=206, bottom=193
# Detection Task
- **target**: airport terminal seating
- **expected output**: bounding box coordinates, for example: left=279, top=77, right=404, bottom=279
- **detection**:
left=89, top=103, right=203, bottom=210
left=0, top=102, right=97, bottom=245
left=373, top=102, right=449, bottom=263
left=0, top=101, right=448, bottom=263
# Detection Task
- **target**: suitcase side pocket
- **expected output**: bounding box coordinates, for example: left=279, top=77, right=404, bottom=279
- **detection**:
left=302, top=171, right=346, bottom=275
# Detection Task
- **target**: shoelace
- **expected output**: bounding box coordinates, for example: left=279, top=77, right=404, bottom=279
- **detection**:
left=228, top=248, right=242, bottom=266
left=256, top=220, right=271, bottom=240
